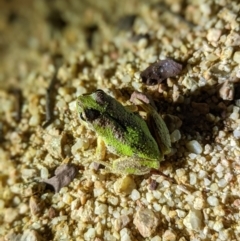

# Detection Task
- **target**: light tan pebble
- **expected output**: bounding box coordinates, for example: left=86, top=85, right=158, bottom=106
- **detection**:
left=179, top=237, right=187, bottom=241
left=162, top=230, right=177, bottom=241
left=219, top=80, right=235, bottom=100
left=133, top=208, right=159, bottom=238
left=233, top=199, right=240, bottom=207
left=95, top=222, right=103, bottom=236
left=94, top=203, right=107, bottom=215
left=4, top=231, right=22, bottom=241
left=164, top=189, right=173, bottom=200
left=189, top=151, right=198, bottom=158
left=193, top=196, right=205, bottom=210
left=76, top=201, right=94, bottom=222
left=106, top=195, right=118, bottom=206
left=114, top=176, right=136, bottom=195
left=189, top=172, right=197, bottom=185
left=153, top=203, right=161, bottom=212
left=84, top=228, right=96, bottom=241
left=93, top=186, right=105, bottom=197
left=40, top=166, right=49, bottom=179
left=146, top=192, right=154, bottom=202
left=71, top=139, right=89, bottom=155
left=69, top=100, right=77, bottom=112
left=176, top=209, right=186, bottom=218
left=63, top=193, right=73, bottom=204
left=218, top=8, right=237, bottom=27
left=215, top=163, right=224, bottom=173
left=170, top=129, right=181, bottom=143
left=207, top=28, right=222, bottom=42
left=186, top=140, right=203, bottom=154
left=43, top=129, right=67, bottom=159
left=120, top=228, right=132, bottom=241
left=130, top=189, right=140, bottom=201
left=226, top=32, right=240, bottom=46
left=213, top=220, right=224, bottom=232
left=213, top=206, right=225, bottom=216
left=204, top=178, right=211, bottom=186
left=198, top=170, right=207, bottom=179
left=181, top=76, right=198, bottom=91
left=19, top=203, right=29, bottom=214
left=233, top=129, right=240, bottom=139
left=114, top=215, right=130, bottom=231
left=175, top=168, right=186, bottom=177
left=56, top=98, right=67, bottom=109
left=168, top=210, right=177, bottom=218
left=151, top=235, right=161, bottom=241
left=218, top=230, right=230, bottom=240
left=103, top=230, right=118, bottom=241
left=4, top=208, right=18, bottom=223
left=29, top=114, right=41, bottom=126
left=207, top=196, right=219, bottom=206
left=183, top=209, right=203, bottom=231
left=206, top=53, right=218, bottom=61
left=20, top=229, right=44, bottom=241
left=233, top=51, right=240, bottom=64
left=210, top=183, right=219, bottom=192
left=121, top=75, right=131, bottom=83
left=221, top=47, right=234, bottom=60
left=230, top=112, right=239, bottom=121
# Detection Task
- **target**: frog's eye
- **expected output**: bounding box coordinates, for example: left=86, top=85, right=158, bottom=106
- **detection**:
left=95, top=89, right=106, bottom=105
left=84, top=108, right=100, bottom=122
left=147, top=78, right=158, bottom=85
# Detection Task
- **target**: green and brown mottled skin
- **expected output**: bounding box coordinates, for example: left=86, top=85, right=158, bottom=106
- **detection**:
left=76, top=89, right=171, bottom=175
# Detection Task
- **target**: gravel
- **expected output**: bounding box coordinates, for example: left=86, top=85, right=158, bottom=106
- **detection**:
left=1, top=0, right=240, bottom=240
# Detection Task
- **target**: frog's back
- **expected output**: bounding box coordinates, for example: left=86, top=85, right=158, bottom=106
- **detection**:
left=93, top=99, right=161, bottom=161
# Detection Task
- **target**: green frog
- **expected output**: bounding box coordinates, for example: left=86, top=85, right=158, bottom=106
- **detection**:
left=76, top=89, right=171, bottom=175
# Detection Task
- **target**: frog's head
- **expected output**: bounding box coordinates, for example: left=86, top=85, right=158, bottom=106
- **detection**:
left=77, top=89, right=109, bottom=123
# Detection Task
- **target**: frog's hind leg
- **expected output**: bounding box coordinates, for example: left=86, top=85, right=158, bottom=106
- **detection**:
left=93, top=157, right=153, bottom=175
left=112, top=157, right=153, bottom=175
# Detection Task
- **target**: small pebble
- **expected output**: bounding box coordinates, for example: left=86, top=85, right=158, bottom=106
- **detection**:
left=133, top=208, right=159, bottom=238
left=4, top=208, right=18, bottom=223
left=151, top=236, right=161, bottom=241
left=233, top=129, right=240, bottom=139
left=183, top=209, right=203, bottom=231
left=213, top=220, right=224, bottom=231
left=233, top=51, right=240, bottom=64
left=130, top=189, right=140, bottom=201
left=84, top=228, right=96, bottom=241
left=170, top=129, right=181, bottom=143
left=162, top=230, right=176, bottom=241
left=94, top=203, right=108, bottom=215
left=120, top=228, right=132, bottom=241
left=207, top=28, right=222, bottom=42
left=186, top=140, right=203, bottom=154
left=207, top=196, right=219, bottom=206
left=219, top=80, right=234, bottom=101
left=20, top=229, right=43, bottom=241
left=114, top=176, right=136, bottom=195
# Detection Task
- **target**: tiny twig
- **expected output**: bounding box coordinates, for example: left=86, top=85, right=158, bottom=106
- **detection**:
left=9, top=88, right=23, bottom=122
left=42, top=73, right=57, bottom=128
left=42, top=56, right=62, bottom=128
left=0, top=122, right=3, bottom=142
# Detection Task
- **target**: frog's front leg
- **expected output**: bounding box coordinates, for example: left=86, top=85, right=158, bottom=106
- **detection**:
left=96, top=137, right=106, bottom=161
